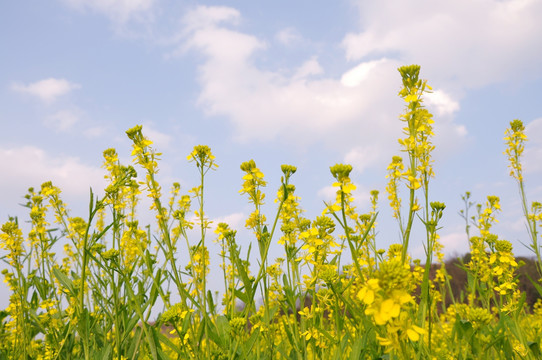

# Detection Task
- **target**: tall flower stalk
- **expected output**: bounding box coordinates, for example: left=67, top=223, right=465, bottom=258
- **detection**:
left=387, top=64, right=435, bottom=263
left=504, top=119, right=542, bottom=275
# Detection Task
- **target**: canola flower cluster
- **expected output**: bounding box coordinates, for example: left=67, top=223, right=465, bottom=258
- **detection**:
left=1, top=65, right=542, bottom=360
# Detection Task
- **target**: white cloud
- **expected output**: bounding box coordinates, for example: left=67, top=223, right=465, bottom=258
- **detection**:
left=344, top=146, right=381, bottom=174
left=317, top=183, right=371, bottom=209
left=84, top=126, right=106, bottom=138
left=275, top=27, right=302, bottom=46
left=341, top=59, right=385, bottom=88
left=211, top=212, right=246, bottom=231
left=317, top=185, right=337, bottom=202
left=0, top=146, right=106, bottom=216
left=293, top=57, right=323, bottom=80
left=182, top=5, right=240, bottom=34
left=352, top=186, right=372, bottom=210
left=62, top=0, right=155, bottom=23
left=342, top=0, right=542, bottom=88
left=184, top=19, right=265, bottom=63
left=425, top=90, right=460, bottom=117
left=410, top=228, right=470, bottom=259
left=183, top=212, right=247, bottom=243
left=439, top=230, right=470, bottom=256
left=177, top=5, right=466, bottom=172
left=140, top=123, right=173, bottom=149
left=45, top=109, right=80, bottom=132
left=181, top=7, right=402, bottom=149
left=502, top=216, right=528, bottom=234
left=12, top=78, right=80, bottom=103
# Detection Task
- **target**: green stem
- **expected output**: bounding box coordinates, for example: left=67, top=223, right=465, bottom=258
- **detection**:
left=249, top=186, right=288, bottom=316
left=402, top=187, right=416, bottom=263
left=121, top=270, right=159, bottom=360
left=519, top=179, right=542, bottom=276
left=197, top=165, right=210, bottom=357
left=78, top=193, right=96, bottom=360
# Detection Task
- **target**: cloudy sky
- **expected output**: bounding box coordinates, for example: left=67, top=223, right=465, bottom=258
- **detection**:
left=1, top=0, right=542, bottom=307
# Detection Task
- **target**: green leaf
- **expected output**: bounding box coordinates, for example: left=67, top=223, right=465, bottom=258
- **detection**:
left=215, top=315, right=230, bottom=341
left=157, top=331, right=182, bottom=356
left=243, top=328, right=259, bottom=356
left=207, top=289, right=216, bottom=313
left=0, top=310, right=8, bottom=323
left=206, top=319, right=223, bottom=349
left=349, top=336, right=363, bottom=360
left=150, top=325, right=165, bottom=360
left=52, top=267, right=75, bottom=295
left=234, top=288, right=248, bottom=304
left=526, top=273, right=542, bottom=297
left=149, top=279, right=160, bottom=308
left=125, top=315, right=140, bottom=339
left=276, top=346, right=291, bottom=360
left=156, top=347, right=168, bottom=360
left=334, top=335, right=350, bottom=360
left=281, top=317, right=296, bottom=350
left=529, top=341, right=541, bottom=357
left=458, top=319, right=473, bottom=338
left=319, top=326, right=336, bottom=344
left=127, top=326, right=143, bottom=359
left=515, top=291, right=527, bottom=317
left=234, top=254, right=253, bottom=301
left=95, top=344, right=112, bottom=359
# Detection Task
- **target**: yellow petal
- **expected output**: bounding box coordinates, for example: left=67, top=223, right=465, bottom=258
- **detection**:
left=381, top=299, right=394, bottom=314
left=390, top=302, right=400, bottom=318
left=407, top=328, right=420, bottom=341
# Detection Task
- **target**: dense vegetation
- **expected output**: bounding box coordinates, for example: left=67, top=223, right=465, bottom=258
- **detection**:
left=1, top=65, right=542, bottom=359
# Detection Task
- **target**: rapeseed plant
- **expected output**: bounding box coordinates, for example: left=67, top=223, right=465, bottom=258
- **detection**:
left=2, top=65, right=542, bottom=359
left=505, top=120, right=542, bottom=277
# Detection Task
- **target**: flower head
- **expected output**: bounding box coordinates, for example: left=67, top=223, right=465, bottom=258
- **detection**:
left=504, top=119, right=526, bottom=182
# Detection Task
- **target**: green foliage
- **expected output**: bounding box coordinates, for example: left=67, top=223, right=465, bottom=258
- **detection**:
left=1, top=66, right=542, bottom=359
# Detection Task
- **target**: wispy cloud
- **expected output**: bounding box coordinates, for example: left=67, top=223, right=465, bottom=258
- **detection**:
left=317, top=183, right=372, bottom=209
left=139, top=123, right=173, bottom=150
left=292, top=57, right=323, bottom=80
left=342, top=0, right=542, bottom=88
left=344, top=146, right=381, bottom=174
left=317, top=185, right=337, bottom=203
left=61, top=0, right=155, bottom=23
left=181, top=6, right=399, bottom=149
left=340, top=59, right=384, bottom=87
left=275, top=27, right=302, bottom=46
left=182, top=5, right=241, bottom=35
left=0, top=146, right=106, bottom=215
left=412, top=229, right=470, bottom=259
left=12, top=78, right=80, bottom=104
left=84, top=126, right=106, bottom=138
left=211, top=212, right=246, bottom=231
left=425, top=90, right=460, bottom=117
left=178, top=5, right=466, bottom=171
left=44, top=109, right=80, bottom=132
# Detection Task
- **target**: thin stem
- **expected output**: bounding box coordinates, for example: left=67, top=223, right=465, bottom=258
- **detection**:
left=402, top=187, right=416, bottom=263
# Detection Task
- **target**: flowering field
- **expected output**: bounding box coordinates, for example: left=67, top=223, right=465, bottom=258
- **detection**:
left=1, top=65, right=541, bottom=359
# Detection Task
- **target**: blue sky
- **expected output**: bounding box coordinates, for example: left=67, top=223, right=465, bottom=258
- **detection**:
left=1, top=0, right=542, bottom=308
